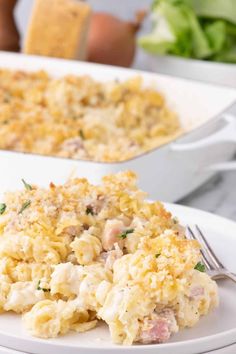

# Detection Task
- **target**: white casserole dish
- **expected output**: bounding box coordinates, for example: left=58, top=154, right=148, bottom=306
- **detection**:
left=0, top=51, right=235, bottom=202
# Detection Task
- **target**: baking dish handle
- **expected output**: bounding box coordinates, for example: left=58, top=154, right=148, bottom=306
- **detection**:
left=171, top=114, right=236, bottom=152
left=207, top=161, right=236, bottom=172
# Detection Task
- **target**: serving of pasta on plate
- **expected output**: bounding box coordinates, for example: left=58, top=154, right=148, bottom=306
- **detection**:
left=0, top=171, right=218, bottom=345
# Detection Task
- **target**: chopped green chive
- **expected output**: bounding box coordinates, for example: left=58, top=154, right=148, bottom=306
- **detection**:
left=37, top=280, right=50, bottom=292
left=18, top=200, right=31, bottom=214
left=0, top=203, right=6, bottom=215
left=155, top=253, right=161, bottom=258
left=86, top=206, right=94, bottom=215
left=194, top=262, right=205, bottom=272
left=117, top=228, right=134, bottom=240
left=22, top=179, right=32, bottom=191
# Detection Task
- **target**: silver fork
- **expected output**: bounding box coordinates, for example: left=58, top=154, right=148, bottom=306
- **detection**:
left=187, top=225, right=236, bottom=283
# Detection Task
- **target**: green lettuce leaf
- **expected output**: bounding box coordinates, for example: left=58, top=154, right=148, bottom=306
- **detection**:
left=185, top=10, right=212, bottom=58
left=213, top=46, right=236, bottom=63
left=204, top=21, right=226, bottom=54
left=183, top=0, right=236, bottom=25
left=139, top=1, right=192, bottom=56
left=139, top=0, right=212, bottom=58
left=139, top=0, right=236, bottom=63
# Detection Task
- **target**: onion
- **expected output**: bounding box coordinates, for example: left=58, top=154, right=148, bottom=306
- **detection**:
left=87, top=10, right=147, bottom=67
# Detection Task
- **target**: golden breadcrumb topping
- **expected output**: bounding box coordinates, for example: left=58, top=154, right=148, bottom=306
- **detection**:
left=0, top=69, right=181, bottom=162
left=0, top=171, right=218, bottom=344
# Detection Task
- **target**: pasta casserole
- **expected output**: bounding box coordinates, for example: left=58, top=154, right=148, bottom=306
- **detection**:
left=0, top=69, right=181, bottom=162
left=0, top=171, right=218, bottom=345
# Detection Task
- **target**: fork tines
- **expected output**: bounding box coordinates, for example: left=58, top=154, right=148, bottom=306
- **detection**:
left=186, top=225, right=224, bottom=271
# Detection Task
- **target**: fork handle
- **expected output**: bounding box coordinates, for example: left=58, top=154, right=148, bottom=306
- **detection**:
left=209, top=270, right=236, bottom=283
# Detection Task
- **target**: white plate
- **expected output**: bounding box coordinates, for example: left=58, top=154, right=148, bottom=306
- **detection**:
left=1, top=345, right=236, bottom=354
left=0, top=203, right=235, bottom=354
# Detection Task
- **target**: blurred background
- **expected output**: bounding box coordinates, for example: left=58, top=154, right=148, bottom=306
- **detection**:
left=12, top=0, right=236, bottom=86
left=15, top=0, right=152, bottom=32
left=15, top=0, right=152, bottom=69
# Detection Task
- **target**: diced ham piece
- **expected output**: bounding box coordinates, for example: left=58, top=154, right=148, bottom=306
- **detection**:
left=158, top=308, right=178, bottom=333
left=189, top=286, right=204, bottom=300
left=102, top=219, right=125, bottom=251
left=138, top=308, right=178, bottom=344
left=139, top=318, right=171, bottom=344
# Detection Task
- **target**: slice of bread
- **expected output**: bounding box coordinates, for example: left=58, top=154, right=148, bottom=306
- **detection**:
left=23, top=0, right=91, bottom=60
